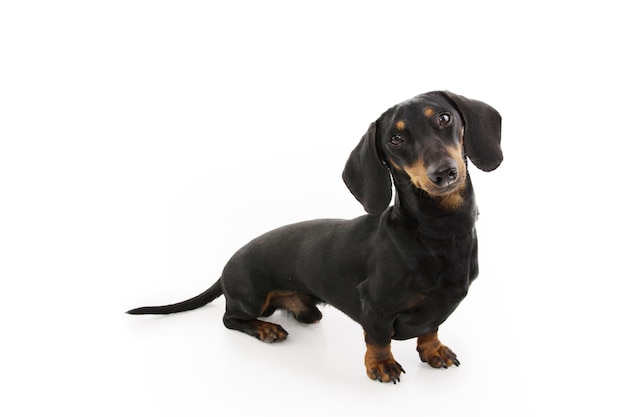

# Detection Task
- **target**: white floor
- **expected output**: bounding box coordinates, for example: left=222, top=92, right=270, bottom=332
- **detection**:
left=2, top=1, right=625, bottom=416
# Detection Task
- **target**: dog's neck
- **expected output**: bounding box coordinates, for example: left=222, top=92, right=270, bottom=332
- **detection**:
left=390, top=174, right=478, bottom=236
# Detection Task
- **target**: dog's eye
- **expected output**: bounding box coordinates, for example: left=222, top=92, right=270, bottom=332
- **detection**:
left=389, top=134, right=404, bottom=146
left=438, top=113, right=451, bottom=126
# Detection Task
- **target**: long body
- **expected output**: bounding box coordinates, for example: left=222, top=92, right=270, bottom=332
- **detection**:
left=128, top=91, right=502, bottom=383
left=221, top=183, right=477, bottom=341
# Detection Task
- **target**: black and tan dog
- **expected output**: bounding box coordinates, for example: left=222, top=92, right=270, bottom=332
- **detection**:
left=128, top=91, right=502, bottom=383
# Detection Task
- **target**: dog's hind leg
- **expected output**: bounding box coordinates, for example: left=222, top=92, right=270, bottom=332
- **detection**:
left=221, top=290, right=323, bottom=342
left=222, top=292, right=289, bottom=343
left=223, top=313, right=289, bottom=343
left=264, top=291, right=323, bottom=324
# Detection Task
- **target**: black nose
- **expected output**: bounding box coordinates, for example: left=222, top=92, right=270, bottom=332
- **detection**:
left=427, top=160, right=459, bottom=187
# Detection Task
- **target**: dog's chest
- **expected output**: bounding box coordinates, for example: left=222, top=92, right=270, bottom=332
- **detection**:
left=406, top=228, right=475, bottom=284
left=388, top=234, right=475, bottom=339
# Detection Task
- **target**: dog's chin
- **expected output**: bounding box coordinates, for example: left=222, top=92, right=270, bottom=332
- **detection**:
left=419, top=181, right=467, bottom=210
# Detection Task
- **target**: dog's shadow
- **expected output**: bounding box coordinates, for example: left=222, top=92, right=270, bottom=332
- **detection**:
left=222, top=304, right=365, bottom=382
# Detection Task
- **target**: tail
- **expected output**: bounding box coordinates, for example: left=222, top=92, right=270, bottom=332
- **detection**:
left=126, top=278, right=223, bottom=315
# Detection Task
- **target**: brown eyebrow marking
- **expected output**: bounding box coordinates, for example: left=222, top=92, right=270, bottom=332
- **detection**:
left=423, top=107, right=435, bottom=117
left=395, top=120, right=405, bottom=130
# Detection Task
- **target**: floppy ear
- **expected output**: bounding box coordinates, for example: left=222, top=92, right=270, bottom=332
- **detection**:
left=443, top=91, right=503, bottom=172
left=342, top=121, right=392, bottom=214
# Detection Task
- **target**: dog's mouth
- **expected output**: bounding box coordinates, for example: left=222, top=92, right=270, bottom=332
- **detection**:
left=420, top=179, right=464, bottom=196
left=404, top=160, right=467, bottom=198
left=413, top=175, right=467, bottom=210
left=414, top=179, right=466, bottom=203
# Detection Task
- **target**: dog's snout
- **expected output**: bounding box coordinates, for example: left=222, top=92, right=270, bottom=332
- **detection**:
left=427, top=160, right=459, bottom=187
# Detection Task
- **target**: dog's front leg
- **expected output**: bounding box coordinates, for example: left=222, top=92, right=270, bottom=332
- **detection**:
left=363, top=339, right=405, bottom=383
left=417, top=331, right=460, bottom=368
left=361, top=306, right=404, bottom=383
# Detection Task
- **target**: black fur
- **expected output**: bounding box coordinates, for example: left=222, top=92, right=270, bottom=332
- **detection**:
left=128, top=91, right=502, bottom=383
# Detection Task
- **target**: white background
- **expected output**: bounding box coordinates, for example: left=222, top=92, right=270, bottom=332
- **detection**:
left=1, top=1, right=625, bottom=416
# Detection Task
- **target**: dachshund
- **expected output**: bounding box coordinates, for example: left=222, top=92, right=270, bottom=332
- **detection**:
left=127, top=91, right=503, bottom=383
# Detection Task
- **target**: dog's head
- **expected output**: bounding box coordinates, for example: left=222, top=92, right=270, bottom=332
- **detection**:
left=342, top=91, right=502, bottom=214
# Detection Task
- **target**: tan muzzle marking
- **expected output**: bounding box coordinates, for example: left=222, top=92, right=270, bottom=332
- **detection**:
left=399, top=144, right=467, bottom=209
